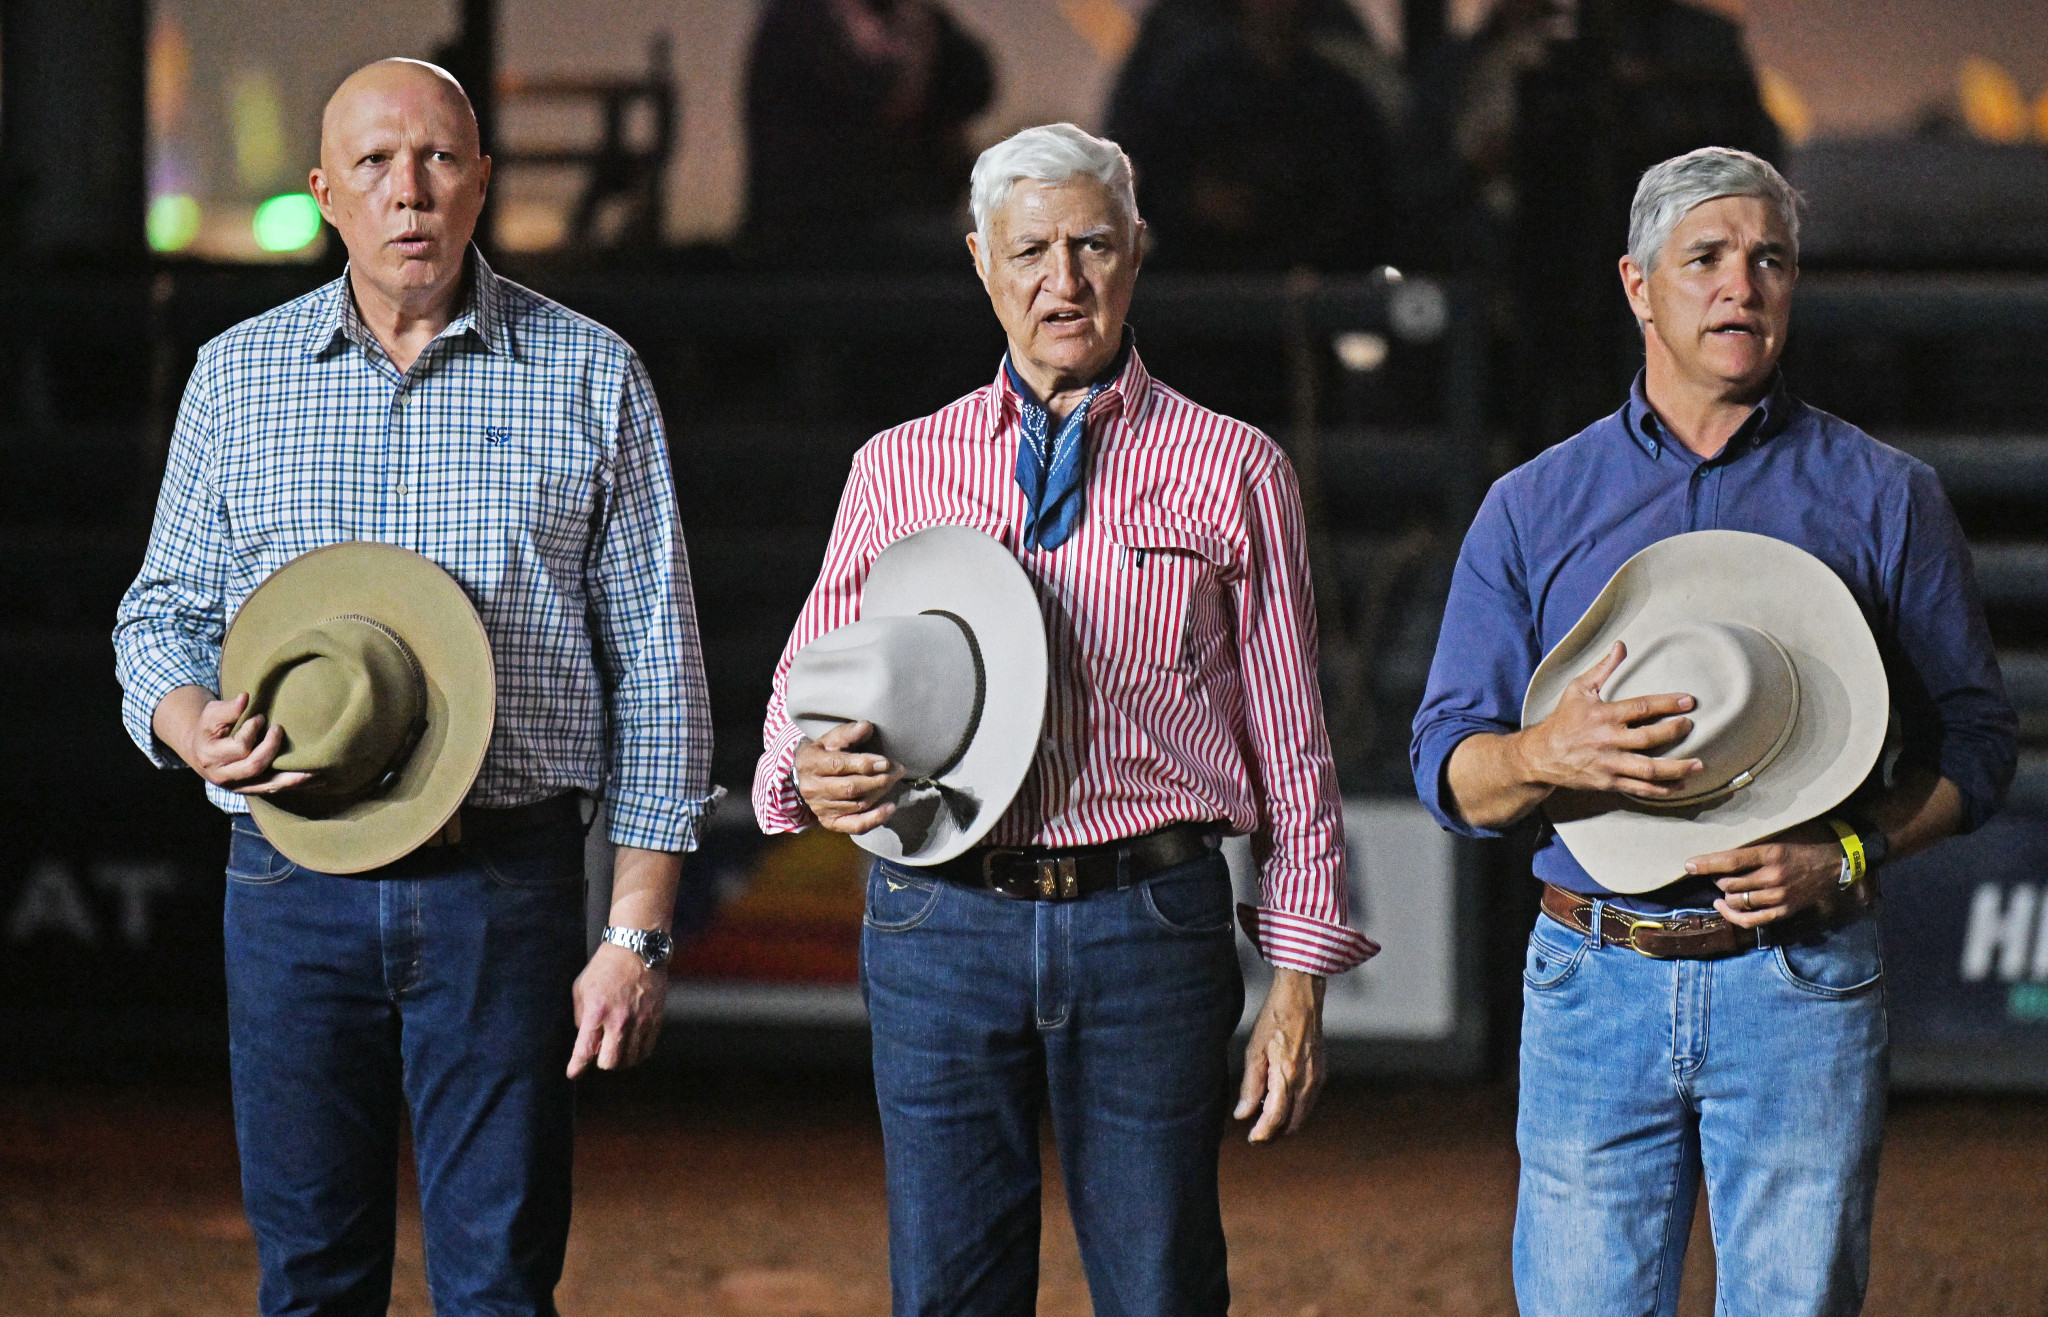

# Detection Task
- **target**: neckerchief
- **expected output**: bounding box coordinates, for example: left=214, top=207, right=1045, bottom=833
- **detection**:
left=1006, top=356, right=1116, bottom=553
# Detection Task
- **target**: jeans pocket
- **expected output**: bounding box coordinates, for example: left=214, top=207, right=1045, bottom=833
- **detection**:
left=865, top=862, right=943, bottom=931
left=1774, top=912, right=1884, bottom=998
left=226, top=817, right=297, bottom=885
left=473, top=826, right=587, bottom=890
left=1524, top=914, right=1589, bottom=990
left=1139, top=857, right=1234, bottom=934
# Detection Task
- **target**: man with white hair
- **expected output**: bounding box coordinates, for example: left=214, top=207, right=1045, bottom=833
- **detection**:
left=753, top=122, right=1375, bottom=1313
left=1412, top=146, right=2014, bottom=1314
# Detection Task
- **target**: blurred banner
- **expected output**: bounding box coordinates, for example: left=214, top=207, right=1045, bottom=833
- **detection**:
left=1880, top=807, right=2048, bottom=1089
left=659, top=797, right=1487, bottom=1075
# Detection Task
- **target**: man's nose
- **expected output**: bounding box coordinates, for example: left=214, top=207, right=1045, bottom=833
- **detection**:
left=1047, top=245, right=1086, bottom=298
left=391, top=153, right=428, bottom=209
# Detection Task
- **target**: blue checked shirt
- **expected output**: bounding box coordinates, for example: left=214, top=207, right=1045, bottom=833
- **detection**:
left=113, top=250, right=717, bottom=852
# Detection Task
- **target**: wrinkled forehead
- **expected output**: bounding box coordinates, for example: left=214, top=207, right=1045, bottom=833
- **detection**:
left=992, top=174, right=1132, bottom=237
left=1668, top=193, right=1793, bottom=251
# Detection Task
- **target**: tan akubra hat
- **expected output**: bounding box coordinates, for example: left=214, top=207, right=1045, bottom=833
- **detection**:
left=785, top=525, right=1049, bottom=865
left=1522, top=530, right=1888, bottom=894
left=218, top=542, right=496, bottom=874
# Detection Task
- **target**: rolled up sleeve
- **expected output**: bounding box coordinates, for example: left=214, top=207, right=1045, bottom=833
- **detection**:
left=1410, top=479, right=1540, bottom=839
left=1234, top=460, right=1378, bottom=975
left=591, top=358, right=720, bottom=852
left=113, top=360, right=228, bottom=768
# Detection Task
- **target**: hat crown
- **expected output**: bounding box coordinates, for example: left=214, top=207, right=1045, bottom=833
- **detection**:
left=787, top=613, right=982, bottom=778
left=257, top=616, right=428, bottom=803
left=1605, top=620, right=1800, bottom=804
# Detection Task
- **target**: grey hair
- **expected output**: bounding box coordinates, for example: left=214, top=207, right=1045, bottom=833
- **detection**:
left=969, top=123, right=1139, bottom=252
left=1627, top=147, right=1801, bottom=273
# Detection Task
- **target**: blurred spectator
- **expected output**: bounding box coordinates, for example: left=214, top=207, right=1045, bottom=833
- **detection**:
left=1106, top=0, right=1396, bottom=271
left=744, top=0, right=993, bottom=268
left=1594, top=0, right=1784, bottom=167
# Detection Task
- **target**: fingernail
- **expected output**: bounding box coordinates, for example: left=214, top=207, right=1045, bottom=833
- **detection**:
left=1680, top=696, right=1694, bottom=710
left=1684, top=862, right=1698, bottom=874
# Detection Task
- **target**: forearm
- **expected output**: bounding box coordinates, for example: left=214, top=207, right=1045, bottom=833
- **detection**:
left=608, top=846, right=683, bottom=931
left=150, top=684, right=215, bottom=770
left=1444, top=730, right=1551, bottom=830
left=1863, top=768, right=1963, bottom=864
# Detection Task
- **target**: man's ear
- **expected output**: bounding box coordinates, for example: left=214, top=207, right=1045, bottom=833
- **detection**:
left=965, top=231, right=989, bottom=286
left=309, top=167, right=335, bottom=224
left=1618, top=253, right=1652, bottom=325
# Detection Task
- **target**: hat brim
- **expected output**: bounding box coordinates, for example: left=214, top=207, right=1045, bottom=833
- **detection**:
left=219, top=542, right=496, bottom=874
left=1522, top=530, right=1888, bottom=894
left=840, top=526, right=1048, bottom=866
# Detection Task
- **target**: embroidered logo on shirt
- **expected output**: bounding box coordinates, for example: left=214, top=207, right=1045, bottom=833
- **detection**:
left=483, top=425, right=512, bottom=445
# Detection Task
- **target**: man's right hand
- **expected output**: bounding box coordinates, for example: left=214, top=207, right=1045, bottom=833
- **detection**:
left=151, top=685, right=312, bottom=794
left=793, top=720, right=904, bottom=835
left=1514, top=641, right=1702, bottom=799
left=1444, top=641, right=1702, bottom=830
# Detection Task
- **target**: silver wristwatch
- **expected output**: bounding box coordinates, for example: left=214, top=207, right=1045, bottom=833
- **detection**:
left=601, top=925, right=674, bottom=970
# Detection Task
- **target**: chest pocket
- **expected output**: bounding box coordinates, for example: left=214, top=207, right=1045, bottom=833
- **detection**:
left=1099, top=522, right=1234, bottom=672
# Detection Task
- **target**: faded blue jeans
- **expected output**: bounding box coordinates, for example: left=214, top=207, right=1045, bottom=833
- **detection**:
left=862, top=852, right=1246, bottom=1317
left=223, top=812, right=587, bottom=1317
left=1514, top=905, right=1889, bottom=1317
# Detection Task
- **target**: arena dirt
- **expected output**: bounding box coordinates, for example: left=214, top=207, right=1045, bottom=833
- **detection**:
left=2, top=1072, right=2044, bottom=1315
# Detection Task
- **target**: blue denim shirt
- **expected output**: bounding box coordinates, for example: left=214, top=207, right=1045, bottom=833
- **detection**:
left=1410, top=374, right=2017, bottom=911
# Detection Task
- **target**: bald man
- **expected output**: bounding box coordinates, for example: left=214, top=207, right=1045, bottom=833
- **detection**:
left=114, top=59, right=714, bottom=1315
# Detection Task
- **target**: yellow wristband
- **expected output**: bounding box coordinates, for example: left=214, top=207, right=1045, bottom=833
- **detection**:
left=1826, top=817, right=1867, bottom=886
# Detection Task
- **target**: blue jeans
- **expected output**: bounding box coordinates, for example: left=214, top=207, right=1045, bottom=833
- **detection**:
left=862, top=852, right=1246, bottom=1317
left=223, top=813, right=587, bottom=1317
left=1514, top=906, right=1889, bottom=1317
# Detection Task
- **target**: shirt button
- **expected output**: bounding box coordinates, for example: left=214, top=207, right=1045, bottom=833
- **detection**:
left=397, top=482, right=410, bottom=497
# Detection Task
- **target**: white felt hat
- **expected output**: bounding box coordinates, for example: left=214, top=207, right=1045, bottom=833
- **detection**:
left=1522, top=530, right=1888, bottom=894
left=786, top=526, right=1048, bottom=865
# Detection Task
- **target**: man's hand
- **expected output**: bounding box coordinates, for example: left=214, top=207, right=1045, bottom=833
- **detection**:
left=794, top=720, right=904, bottom=835
left=1236, top=969, right=1326, bottom=1143
left=1688, top=820, right=1845, bottom=928
left=1515, top=641, right=1702, bottom=800
left=152, top=685, right=312, bottom=795
left=569, top=845, right=682, bottom=1078
left=567, top=944, right=667, bottom=1078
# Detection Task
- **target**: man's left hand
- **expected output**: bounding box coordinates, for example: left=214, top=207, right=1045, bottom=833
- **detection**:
left=1687, top=820, right=1843, bottom=929
left=1235, top=968, right=1326, bottom=1142
left=567, top=943, right=667, bottom=1078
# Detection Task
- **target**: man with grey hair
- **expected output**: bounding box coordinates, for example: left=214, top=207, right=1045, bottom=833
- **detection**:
left=754, top=121, right=1375, bottom=1314
left=1411, top=145, right=2014, bottom=1313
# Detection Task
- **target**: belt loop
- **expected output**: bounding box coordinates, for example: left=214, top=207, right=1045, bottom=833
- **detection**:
left=1590, top=898, right=1606, bottom=951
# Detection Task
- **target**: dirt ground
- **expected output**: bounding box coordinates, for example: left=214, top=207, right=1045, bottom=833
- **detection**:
left=3, top=1068, right=2046, bottom=1317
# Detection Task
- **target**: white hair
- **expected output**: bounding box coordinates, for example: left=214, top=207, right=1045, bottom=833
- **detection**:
left=969, top=123, right=1139, bottom=252
left=1627, top=147, right=1801, bottom=273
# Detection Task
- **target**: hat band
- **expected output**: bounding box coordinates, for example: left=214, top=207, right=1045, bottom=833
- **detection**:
left=905, top=609, right=985, bottom=789
left=1634, top=662, right=1803, bottom=812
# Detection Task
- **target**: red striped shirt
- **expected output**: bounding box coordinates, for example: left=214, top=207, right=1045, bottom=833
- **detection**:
left=751, top=348, right=1378, bottom=976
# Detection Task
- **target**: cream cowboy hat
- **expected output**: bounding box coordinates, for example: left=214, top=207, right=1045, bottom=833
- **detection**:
left=1522, top=530, right=1889, bottom=894
left=785, top=525, right=1048, bottom=865
left=218, top=542, right=496, bottom=874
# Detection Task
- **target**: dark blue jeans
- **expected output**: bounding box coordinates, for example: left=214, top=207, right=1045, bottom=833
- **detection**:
left=862, top=851, right=1246, bottom=1317
left=223, top=813, right=587, bottom=1317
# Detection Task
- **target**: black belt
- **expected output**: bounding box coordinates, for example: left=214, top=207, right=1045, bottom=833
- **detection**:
left=924, top=822, right=1222, bottom=901
left=422, top=792, right=586, bottom=847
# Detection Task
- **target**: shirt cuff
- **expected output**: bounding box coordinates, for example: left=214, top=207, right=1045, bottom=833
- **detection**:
left=117, top=647, right=218, bottom=769
left=1412, top=722, right=1511, bottom=839
left=751, top=721, right=816, bottom=834
left=1236, top=904, right=1380, bottom=976
left=607, top=785, right=724, bottom=852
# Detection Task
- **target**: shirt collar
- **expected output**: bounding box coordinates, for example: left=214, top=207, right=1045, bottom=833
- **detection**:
left=987, top=327, right=1150, bottom=438
left=1623, top=368, right=1790, bottom=461
left=301, top=244, right=512, bottom=361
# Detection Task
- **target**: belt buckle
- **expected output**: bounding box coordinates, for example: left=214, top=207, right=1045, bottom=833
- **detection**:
left=1621, top=912, right=1677, bottom=959
left=979, top=848, right=1028, bottom=898
left=1034, top=856, right=1080, bottom=900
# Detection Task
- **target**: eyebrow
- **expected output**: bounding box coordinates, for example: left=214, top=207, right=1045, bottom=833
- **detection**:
left=1683, top=235, right=1789, bottom=257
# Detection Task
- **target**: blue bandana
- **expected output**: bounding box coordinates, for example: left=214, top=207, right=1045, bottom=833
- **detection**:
left=1007, top=359, right=1108, bottom=553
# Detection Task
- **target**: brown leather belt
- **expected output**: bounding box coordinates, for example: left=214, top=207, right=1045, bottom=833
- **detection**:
left=421, top=792, right=586, bottom=848
left=924, top=822, right=1222, bottom=901
left=1540, top=878, right=1877, bottom=960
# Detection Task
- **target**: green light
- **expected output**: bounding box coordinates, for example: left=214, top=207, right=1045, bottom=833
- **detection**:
left=252, top=193, right=321, bottom=253
left=147, top=194, right=202, bottom=252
